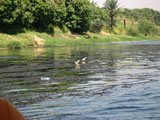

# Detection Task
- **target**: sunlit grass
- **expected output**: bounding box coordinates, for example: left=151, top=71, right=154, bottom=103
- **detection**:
left=0, top=32, right=34, bottom=48
left=45, top=32, right=160, bottom=47
left=0, top=29, right=160, bottom=49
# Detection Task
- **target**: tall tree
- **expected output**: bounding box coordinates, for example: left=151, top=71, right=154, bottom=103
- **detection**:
left=104, top=0, right=120, bottom=28
left=64, top=0, right=93, bottom=33
left=0, top=0, right=20, bottom=26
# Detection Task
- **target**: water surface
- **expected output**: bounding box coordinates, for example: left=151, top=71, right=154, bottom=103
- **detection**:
left=0, top=41, right=160, bottom=120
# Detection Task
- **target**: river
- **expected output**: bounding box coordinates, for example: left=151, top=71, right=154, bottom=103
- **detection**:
left=0, top=41, right=160, bottom=120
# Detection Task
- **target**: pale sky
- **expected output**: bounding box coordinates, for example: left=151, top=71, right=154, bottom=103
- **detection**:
left=91, top=0, right=160, bottom=11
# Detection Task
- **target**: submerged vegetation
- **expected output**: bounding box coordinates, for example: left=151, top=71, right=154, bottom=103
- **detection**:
left=0, top=0, right=160, bottom=49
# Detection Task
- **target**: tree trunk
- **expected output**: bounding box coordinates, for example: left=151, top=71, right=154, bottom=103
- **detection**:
left=124, top=18, right=126, bottom=29
left=131, top=18, right=134, bottom=26
left=109, top=12, right=113, bottom=29
left=110, top=15, right=113, bottom=29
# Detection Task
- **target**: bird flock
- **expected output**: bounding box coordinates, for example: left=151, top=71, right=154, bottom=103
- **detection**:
left=75, top=57, right=87, bottom=69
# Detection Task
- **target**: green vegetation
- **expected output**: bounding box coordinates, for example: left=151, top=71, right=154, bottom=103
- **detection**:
left=120, top=8, right=160, bottom=26
left=0, top=0, right=160, bottom=49
left=0, top=31, right=35, bottom=48
left=138, top=19, right=160, bottom=36
left=104, top=0, right=120, bottom=29
left=6, top=81, right=75, bottom=94
left=90, top=19, right=105, bottom=33
left=0, top=27, right=160, bottom=48
left=127, top=26, right=139, bottom=36
left=0, top=0, right=93, bottom=33
left=55, top=71, right=95, bottom=77
left=7, top=41, right=22, bottom=49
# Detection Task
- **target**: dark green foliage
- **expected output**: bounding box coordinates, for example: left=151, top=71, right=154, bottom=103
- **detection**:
left=47, top=24, right=55, bottom=34
left=0, top=0, right=20, bottom=26
left=29, top=0, right=57, bottom=30
left=60, top=25, right=69, bottom=33
left=0, top=0, right=159, bottom=35
left=64, top=0, right=93, bottom=33
left=0, top=0, right=94, bottom=34
left=138, top=19, right=159, bottom=35
left=0, top=0, right=57, bottom=31
left=54, top=0, right=67, bottom=27
left=1, top=25, right=25, bottom=34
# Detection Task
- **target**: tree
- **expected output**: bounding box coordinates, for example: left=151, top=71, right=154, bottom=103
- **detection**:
left=0, top=0, right=94, bottom=34
left=120, top=8, right=160, bottom=26
left=90, top=4, right=109, bottom=33
left=0, top=0, right=21, bottom=26
left=104, top=0, right=120, bottom=29
left=54, top=0, right=67, bottom=28
left=120, top=8, right=132, bottom=19
left=0, top=0, right=25, bottom=33
left=28, top=0, right=57, bottom=30
left=64, top=0, right=93, bottom=33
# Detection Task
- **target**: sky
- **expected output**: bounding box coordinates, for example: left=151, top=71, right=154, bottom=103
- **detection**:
left=91, top=0, right=160, bottom=11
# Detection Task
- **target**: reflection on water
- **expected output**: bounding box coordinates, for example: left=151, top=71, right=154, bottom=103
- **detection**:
left=1, top=41, right=160, bottom=119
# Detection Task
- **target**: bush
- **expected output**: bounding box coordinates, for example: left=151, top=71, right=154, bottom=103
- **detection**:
left=7, top=41, right=22, bottom=49
left=90, top=19, right=105, bottom=33
left=113, top=23, right=125, bottom=35
left=127, top=26, right=139, bottom=36
left=1, top=25, right=25, bottom=35
left=60, top=25, right=69, bottom=33
left=65, top=0, right=93, bottom=33
left=138, top=19, right=159, bottom=36
left=157, top=26, right=160, bottom=36
left=103, top=25, right=113, bottom=33
left=47, top=24, right=55, bottom=34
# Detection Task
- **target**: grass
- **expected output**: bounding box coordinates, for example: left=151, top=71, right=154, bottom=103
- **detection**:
left=45, top=31, right=160, bottom=46
left=0, top=28, right=160, bottom=49
left=0, top=32, right=35, bottom=48
left=7, top=41, right=22, bottom=49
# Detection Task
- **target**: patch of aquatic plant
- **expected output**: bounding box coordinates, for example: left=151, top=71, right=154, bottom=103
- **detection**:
left=10, top=80, right=38, bottom=86
left=7, top=41, right=22, bottom=49
left=56, top=66, right=75, bottom=70
left=4, top=81, right=75, bottom=95
left=55, top=71, right=95, bottom=77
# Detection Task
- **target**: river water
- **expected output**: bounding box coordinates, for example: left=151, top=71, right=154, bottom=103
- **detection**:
left=1, top=41, right=160, bottom=120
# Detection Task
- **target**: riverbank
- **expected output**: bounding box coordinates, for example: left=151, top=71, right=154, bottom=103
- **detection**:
left=0, top=30, right=160, bottom=49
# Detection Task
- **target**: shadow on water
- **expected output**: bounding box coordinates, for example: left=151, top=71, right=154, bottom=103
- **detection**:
left=1, top=41, right=160, bottom=119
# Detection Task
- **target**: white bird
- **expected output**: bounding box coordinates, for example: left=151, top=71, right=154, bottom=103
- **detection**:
left=75, top=60, right=81, bottom=69
left=82, top=57, right=87, bottom=61
left=75, top=57, right=87, bottom=67
left=82, top=57, right=87, bottom=64
left=75, top=60, right=80, bottom=65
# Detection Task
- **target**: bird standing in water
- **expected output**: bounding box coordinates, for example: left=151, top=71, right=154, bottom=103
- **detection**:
left=74, top=57, right=87, bottom=69
left=75, top=60, right=80, bottom=65
left=82, top=57, right=87, bottom=64
left=75, top=60, right=81, bottom=69
left=82, top=57, right=87, bottom=61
